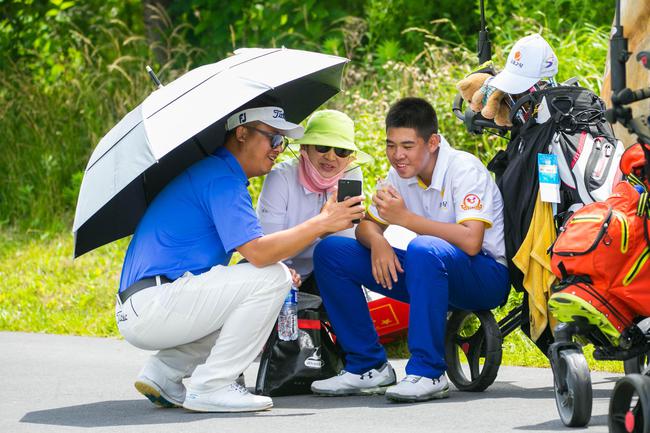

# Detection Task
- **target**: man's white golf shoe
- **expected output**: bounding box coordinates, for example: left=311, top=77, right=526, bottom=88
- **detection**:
left=134, top=364, right=186, bottom=408
left=183, top=382, right=273, bottom=412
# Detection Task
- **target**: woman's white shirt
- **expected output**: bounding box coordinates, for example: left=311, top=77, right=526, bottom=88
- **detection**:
left=257, top=158, right=362, bottom=279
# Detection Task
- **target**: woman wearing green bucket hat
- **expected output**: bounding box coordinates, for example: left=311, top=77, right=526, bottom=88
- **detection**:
left=257, top=109, right=370, bottom=295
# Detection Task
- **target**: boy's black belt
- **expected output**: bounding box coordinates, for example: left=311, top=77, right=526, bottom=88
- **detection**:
left=118, top=275, right=172, bottom=303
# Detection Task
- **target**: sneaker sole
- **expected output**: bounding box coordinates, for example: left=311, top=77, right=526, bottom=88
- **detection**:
left=386, top=387, right=450, bottom=402
left=134, top=380, right=182, bottom=408
left=548, top=292, right=620, bottom=345
left=182, top=401, right=273, bottom=413
left=311, top=383, right=395, bottom=397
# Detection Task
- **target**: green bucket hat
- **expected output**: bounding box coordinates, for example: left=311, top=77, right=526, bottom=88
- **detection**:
left=290, top=110, right=372, bottom=164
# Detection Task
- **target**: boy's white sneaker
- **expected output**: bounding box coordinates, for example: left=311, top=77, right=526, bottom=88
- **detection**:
left=311, top=363, right=396, bottom=396
left=385, top=374, right=450, bottom=402
left=183, top=382, right=273, bottom=413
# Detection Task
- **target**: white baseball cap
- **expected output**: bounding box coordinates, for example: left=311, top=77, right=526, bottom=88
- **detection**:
left=226, top=106, right=304, bottom=138
left=490, top=34, right=558, bottom=94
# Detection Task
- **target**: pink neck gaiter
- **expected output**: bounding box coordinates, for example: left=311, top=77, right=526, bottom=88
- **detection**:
left=298, top=149, right=346, bottom=194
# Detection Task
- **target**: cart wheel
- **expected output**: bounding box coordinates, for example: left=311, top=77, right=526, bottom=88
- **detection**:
left=551, top=348, right=592, bottom=427
left=624, top=352, right=650, bottom=375
left=444, top=310, right=502, bottom=392
left=608, top=374, right=650, bottom=433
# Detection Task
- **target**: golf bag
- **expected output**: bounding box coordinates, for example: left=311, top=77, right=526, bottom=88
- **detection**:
left=550, top=142, right=650, bottom=337
left=550, top=180, right=650, bottom=334
left=489, top=85, right=624, bottom=293
left=487, top=85, right=624, bottom=349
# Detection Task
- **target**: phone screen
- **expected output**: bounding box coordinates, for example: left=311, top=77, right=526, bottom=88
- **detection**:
left=337, top=179, right=362, bottom=224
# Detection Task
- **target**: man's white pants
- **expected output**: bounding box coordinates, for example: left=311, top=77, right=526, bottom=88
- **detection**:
left=116, top=262, right=291, bottom=393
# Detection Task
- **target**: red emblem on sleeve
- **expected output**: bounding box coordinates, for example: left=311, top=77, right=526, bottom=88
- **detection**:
left=461, top=194, right=483, bottom=210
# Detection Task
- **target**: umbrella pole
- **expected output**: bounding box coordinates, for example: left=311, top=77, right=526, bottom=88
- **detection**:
left=477, top=0, right=492, bottom=65
left=146, top=65, right=164, bottom=89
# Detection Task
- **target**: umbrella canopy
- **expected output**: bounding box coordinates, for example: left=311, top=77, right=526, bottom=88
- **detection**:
left=73, top=47, right=348, bottom=257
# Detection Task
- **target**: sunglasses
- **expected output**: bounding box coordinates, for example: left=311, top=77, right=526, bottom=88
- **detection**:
left=313, top=145, right=354, bottom=158
left=247, top=126, right=287, bottom=150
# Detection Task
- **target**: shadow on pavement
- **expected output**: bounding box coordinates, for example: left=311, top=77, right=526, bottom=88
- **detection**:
left=20, top=400, right=314, bottom=428
left=277, top=384, right=612, bottom=408
left=513, top=414, right=608, bottom=430
left=20, top=380, right=614, bottom=428
left=443, top=382, right=612, bottom=404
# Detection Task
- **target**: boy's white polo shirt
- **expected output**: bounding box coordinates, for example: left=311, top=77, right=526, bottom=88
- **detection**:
left=257, top=158, right=362, bottom=278
left=368, top=135, right=506, bottom=266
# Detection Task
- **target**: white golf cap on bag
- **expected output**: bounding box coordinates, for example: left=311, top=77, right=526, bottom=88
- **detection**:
left=226, top=106, right=304, bottom=138
left=490, top=33, right=559, bottom=95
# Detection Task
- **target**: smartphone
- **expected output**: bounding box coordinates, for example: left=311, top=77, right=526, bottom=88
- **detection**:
left=337, top=179, right=363, bottom=224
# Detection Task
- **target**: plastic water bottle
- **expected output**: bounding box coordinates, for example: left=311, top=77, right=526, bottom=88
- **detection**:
left=278, top=286, right=298, bottom=341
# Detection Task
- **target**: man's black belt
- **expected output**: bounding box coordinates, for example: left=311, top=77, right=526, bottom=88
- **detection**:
left=118, top=275, right=172, bottom=303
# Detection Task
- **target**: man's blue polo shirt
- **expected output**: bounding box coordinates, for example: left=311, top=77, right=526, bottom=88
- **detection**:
left=119, top=147, right=263, bottom=292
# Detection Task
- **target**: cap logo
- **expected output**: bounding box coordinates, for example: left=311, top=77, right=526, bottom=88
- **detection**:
left=545, top=56, right=555, bottom=68
left=226, top=106, right=302, bottom=137
left=510, top=50, right=524, bottom=69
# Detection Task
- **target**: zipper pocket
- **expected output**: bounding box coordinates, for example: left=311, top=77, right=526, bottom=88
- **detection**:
left=555, top=207, right=613, bottom=256
left=612, top=210, right=629, bottom=254
left=623, top=246, right=650, bottom=286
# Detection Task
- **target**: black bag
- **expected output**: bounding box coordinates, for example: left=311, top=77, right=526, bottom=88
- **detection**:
left=255, top=294, right=343, bottom=396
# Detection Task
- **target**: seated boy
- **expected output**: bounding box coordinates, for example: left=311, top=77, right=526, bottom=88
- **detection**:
left=310, top=97, right=510, bottom=402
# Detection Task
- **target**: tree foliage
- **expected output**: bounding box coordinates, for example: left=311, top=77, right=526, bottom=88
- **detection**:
left=0, top=0, right=616, bottom=230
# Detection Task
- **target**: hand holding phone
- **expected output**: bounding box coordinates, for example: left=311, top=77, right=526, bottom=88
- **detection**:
left=337, top=179, right=363, bottom=224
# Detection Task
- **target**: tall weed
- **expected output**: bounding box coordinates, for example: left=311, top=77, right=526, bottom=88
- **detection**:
left=0, top=10, right=199, bottom=230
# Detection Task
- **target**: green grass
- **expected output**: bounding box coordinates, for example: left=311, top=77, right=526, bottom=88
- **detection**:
left=0, top=228, right=624, bottom=373
left=0, top=229, right=125, bottom=336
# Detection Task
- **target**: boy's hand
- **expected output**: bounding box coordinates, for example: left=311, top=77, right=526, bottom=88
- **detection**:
left=369, top=237, right=403, bottom=290
left=372, top=185, right=408, bottom=225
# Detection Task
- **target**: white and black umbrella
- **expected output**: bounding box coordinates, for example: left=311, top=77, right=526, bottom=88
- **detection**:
left=72, top=47, right=348, bottom=257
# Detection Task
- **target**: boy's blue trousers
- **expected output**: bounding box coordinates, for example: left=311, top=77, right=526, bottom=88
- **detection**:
left=313, top=235, right=509, bottom=379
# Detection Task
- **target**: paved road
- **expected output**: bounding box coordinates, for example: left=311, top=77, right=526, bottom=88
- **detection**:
left=1, top=332, right=619, bottom=433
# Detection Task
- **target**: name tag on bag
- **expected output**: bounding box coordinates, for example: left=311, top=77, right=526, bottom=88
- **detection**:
left=538, top=153, right=561, bottom=203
